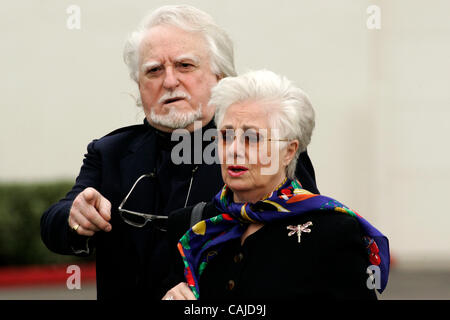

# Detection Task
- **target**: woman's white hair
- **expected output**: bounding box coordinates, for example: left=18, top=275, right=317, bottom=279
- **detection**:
left=210, top=70, right=315, bottom=180
left=123, top=5, right=236, bottom=83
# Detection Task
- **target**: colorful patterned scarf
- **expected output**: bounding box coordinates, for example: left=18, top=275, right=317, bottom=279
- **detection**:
left=177, top=179, right=390, bottom=299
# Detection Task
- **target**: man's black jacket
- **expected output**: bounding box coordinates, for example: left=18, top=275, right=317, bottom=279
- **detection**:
left=40, top=119, right=319, bottom=300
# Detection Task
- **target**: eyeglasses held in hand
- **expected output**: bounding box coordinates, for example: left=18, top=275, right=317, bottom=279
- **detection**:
left=118, top=173, right=168, bottom=231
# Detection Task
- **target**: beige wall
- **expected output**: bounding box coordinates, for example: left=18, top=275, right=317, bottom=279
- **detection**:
left=1, top=0, right=449, bottom=267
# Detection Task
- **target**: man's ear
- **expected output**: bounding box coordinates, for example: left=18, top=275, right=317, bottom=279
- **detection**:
left=284, top=139, right=299, bottom=166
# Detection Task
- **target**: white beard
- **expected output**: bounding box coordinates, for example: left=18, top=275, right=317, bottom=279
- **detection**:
left=149, top=104, right=203, bottom=129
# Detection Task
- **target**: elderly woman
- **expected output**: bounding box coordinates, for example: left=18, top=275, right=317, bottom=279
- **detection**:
left=163, top=70, right=389, bottom=300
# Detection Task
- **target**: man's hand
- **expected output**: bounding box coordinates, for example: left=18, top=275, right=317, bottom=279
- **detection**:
left=68, top=187, right=112, bottom=236
left=162, top=282, right=197, bottom=300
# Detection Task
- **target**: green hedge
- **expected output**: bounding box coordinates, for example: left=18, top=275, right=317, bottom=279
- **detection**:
left=0, top=181, right=94, bottom=266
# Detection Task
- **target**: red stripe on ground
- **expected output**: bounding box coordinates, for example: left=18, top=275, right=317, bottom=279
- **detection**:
left=0, top=263, right=96, bottom=288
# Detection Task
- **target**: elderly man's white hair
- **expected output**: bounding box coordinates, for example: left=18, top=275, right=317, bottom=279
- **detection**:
left=123, top=5, right=236, bottom=84
left=210, top=70, right=315, bottom=180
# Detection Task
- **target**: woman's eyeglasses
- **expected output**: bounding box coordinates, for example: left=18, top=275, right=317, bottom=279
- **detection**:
left=217, top=129, right=290, bottom=147
left=118, top=173, right=168, bottom=231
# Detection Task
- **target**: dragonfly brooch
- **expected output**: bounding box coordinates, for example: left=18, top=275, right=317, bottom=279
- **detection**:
left=287, top=221, right=313, bottom=243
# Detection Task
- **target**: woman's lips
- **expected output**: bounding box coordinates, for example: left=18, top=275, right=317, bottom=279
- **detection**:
left=227, top=165, right=249, bottom=177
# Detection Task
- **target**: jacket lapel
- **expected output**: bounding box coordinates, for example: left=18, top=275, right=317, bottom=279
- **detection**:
left=119, top=129, right=158, bottom=214
left=117, top=128, right=164, bottom=268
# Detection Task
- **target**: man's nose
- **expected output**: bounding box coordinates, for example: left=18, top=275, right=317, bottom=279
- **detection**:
left=163, top=67, right=179, bottom=89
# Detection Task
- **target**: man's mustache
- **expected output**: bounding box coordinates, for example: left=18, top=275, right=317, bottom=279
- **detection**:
left=158, top=91, right=191, bottom=104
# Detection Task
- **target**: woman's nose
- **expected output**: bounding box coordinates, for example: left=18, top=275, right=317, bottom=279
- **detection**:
left=226, top=135, right=245, bottom=162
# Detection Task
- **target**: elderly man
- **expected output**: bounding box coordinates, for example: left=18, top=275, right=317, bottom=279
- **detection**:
left=40, top=5, right=319, bottom=300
